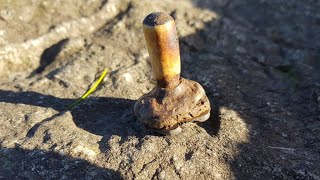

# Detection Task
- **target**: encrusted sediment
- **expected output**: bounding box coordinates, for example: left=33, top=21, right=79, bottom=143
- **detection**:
left=134, top=77, right=211, bottom=130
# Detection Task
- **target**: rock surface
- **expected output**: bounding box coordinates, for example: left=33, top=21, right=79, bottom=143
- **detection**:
left=0, top=0, right=319, bottom=179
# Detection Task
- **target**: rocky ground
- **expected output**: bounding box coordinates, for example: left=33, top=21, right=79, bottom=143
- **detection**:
left=0, top=0, right=319, bottom=179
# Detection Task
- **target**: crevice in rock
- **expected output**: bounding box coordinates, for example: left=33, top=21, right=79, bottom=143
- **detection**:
left=138, top=157, right=158, bottom=175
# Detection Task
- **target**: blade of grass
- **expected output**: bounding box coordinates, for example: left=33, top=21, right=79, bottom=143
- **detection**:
left=67, top=68, right=108, bottom=110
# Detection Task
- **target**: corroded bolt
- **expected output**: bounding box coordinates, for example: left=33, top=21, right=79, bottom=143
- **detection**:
left=135, top=12, right=211, bottom=135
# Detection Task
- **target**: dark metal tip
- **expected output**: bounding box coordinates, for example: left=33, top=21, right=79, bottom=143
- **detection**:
left=143, top=12, right=173, bottom=26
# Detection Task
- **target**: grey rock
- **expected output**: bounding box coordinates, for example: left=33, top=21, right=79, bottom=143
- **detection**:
left=0, top=0, right=319, bottom=179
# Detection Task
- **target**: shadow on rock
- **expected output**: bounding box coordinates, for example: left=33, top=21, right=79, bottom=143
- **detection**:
left=177, top=0, right=320, bottom=179
left=0, top=90, right=138, bottom=136
left=0, top=88, right=220, bottom=152
left=0, top=90, right=158, bottom=152
left=0, top=146, right=122, bottom=179
left=197, top=95, right=221, bottom=137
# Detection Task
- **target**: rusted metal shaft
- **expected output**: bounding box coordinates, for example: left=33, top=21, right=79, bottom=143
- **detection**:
left=143, top=12, right=181, bottom=89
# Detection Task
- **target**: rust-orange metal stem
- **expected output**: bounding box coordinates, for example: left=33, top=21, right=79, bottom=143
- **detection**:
left=143, top=12, right=181, bottom=89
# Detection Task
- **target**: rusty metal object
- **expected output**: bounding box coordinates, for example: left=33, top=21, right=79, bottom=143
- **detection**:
left=142, top=12, right=180, bottom=89
left=135, top=12, right=211, bottom=134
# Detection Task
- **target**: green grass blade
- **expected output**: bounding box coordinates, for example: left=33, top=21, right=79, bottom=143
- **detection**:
left=67, top=68, right=108, bottom=110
